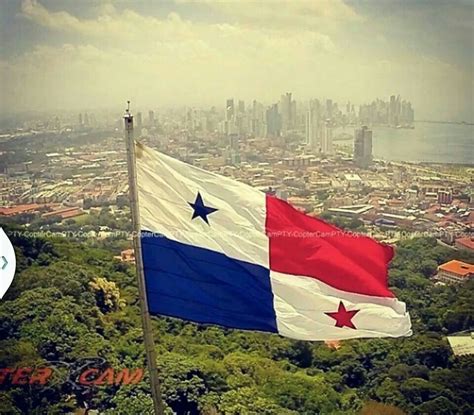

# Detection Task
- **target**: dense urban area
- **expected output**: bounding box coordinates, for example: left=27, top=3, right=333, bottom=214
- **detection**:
left=0, top=94, right=471, bottom=254
left=0, top=93, right=473, bottom=414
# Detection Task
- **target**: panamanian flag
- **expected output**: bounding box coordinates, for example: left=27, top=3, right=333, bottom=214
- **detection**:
left=135, top=142, right=412, bottom=340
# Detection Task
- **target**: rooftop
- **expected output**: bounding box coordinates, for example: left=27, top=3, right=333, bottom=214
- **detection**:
left=438, top=260, right=474, bottom=277
left=456, top=237, right=474, bottom=250
left=344, top=174, right=362, bottom=181
left=0, top=203, right=43, bottom=216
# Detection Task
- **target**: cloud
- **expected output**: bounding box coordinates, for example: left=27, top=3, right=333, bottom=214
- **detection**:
left=17, top=0, right=338, bottom=67
left=177, top=0, right=362, bottom=27
left=3, top=0, right=471, bottom=121
left=19, top=0, right=337, bottom=51
left=20, top=0, right=194, bottom=42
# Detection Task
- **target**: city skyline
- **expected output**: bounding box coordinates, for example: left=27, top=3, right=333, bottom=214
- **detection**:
left=0, top=0, right=472, bottom=122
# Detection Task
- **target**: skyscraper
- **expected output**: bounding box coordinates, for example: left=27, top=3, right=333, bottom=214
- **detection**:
left=400, top=100, right=415, bottom=125
left=89, top=113, right=96, bottom=127
left=280, top=92, right=293, bottom=134
left=238, top=100, right=245, bottom=114
left=148, top=110, right=155, bottom=127
left=226, top=99, right=235, bottom=121
left=228, top=132, right=239, bottom=150
left=306, top=99, right=320, bottom=150
left=389, top=95, right=401, bottom=126
left=326, top=99, right=333, bottom=119
left=354, top=126, right=373, bottom=168
left=266, top=104, right=281, bottom=137
left=320, top=119, right=333, bottom=155
left=290, top=100, right=297, bottom=129
left=251, top=100, right=265, bottom=137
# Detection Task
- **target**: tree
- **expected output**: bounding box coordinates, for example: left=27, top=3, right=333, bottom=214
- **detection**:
left=218, top=387, right=297, bottom=415
left=399, top=336, right=451, bottom=368
left=0, top=393, right=22, bottom=414
left=341, top=361, right=367, bottom=388
left=415, top=396, right=460, bottom=415
left=400, top=378, right=444, bottom=405
left=374, top=378, right=405, bottom=407
left=2, top=227, right=473, bottom=414
left=104, top=389, right=174, bottom=415
left=360, top=401, right=406, bottom=415
left=415, top=260, right=438, bottom=278
left=89, top=277, right=125, bottom=313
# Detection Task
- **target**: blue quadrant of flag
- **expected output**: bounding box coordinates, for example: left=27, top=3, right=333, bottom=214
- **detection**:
left=141, top=231, right=278, bottom=332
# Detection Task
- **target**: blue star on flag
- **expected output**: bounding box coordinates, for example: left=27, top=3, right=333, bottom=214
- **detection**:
left=188, top=192, right=218, bottom=225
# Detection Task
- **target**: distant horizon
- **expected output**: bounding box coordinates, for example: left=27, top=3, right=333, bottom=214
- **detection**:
left=1, top=92, right=472, bottom=124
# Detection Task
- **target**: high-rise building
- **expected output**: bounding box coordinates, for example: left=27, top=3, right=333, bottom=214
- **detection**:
left=251, top=100, right=265, bottom=137
left=226, top=99, right=235, bottom=121
left=354, top=126, right=373, bottom=168
left=235, top=113, right=246, bottom=135
left=185, top=108, right=195, bottom=131
left=320, top=119, right=333, bottom=155
left=84, top=113, right=89, bottom=126
left=359, top=95, right=413, bottom=126
left=266, top=104, right=281, bottom=137
left=326, top=99, right=333, bottom=119
left=230, top=150, right=241, bottom=165
left=89, top=113, right=97, bottom=127
left=238, top=100, right=245, bottom=114
left=228, top=133, right=239, bottom=150
left=389, top=95, right=401, bottom=126
left=228, top=131, right=240, bottom=165
left=290, top=100, right=297, bottom=128
left=280, top=92, right=293, bottom=134
left=389, top=95, right=396, bottom=125
left=200, top=115, right=208, bottom=133
left=400, top=100, right=415, bottom=125
left=148, top=110, right=155, bottom=127
left=78, top=113, right=83, bottom=126
left=306, top=99, right=320, bottom=150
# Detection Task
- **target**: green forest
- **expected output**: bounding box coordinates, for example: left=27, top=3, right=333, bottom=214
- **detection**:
left=0, top=224, right=473, bottom=414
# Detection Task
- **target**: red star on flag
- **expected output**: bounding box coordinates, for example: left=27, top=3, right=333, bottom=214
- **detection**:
left=325, top=301, right=360, bottom=329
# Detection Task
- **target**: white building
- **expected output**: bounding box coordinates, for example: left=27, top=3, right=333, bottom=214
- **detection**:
left=435, top=260, right=474, bottom=285
left=306, top=99, right=320, bottom=150
left=321, top=119, right=333, bottom=155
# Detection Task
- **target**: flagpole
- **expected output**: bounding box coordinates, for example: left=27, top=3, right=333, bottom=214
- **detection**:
left=124, top=101, right=165, bottom=415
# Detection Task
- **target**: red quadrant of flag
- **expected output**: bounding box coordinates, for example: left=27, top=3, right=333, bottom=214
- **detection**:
left=265, top=195, right=395, bottom=298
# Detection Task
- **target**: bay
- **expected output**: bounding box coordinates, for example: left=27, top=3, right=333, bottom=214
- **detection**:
left=334, top=122, right=473, bottom=165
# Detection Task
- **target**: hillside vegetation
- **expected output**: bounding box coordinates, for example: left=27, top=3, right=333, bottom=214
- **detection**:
left=0, top=227, right=473, bottom=414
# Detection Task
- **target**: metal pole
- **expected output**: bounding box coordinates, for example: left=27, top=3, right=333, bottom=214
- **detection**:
left=124, top=102, right=165, bottom=415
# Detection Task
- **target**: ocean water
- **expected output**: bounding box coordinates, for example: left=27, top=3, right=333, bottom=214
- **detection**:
left=335, top=122, right=473, bottom=164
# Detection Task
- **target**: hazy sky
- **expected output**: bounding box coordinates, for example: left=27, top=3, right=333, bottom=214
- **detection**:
left=1, top=0, right=473, bottom=121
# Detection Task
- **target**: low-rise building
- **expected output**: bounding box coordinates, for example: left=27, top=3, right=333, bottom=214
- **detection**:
left=42, top=207, right=84, bottom=220
left=455, top=237, right=474, bottom=252
left=327, top=204, right=373, bottom=219
left=344, top=174, right=362, bottom=189
left=0, top=203, right=43, bottom=217
left=435, top=260, right=474, bottom=284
